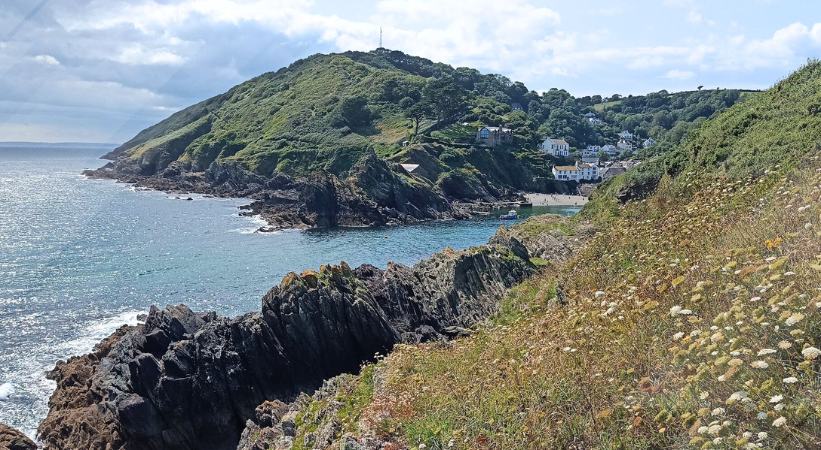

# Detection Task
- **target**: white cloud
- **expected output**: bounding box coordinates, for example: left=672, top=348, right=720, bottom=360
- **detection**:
left=665, top=69, right=695, bottom=80
left=114, top=45, right=185, bottom=65
left=714, top=22, right=821, bottom=70
left=3, top=0, right=821, bottom=142
left=32, top=54, right=60, bottom=65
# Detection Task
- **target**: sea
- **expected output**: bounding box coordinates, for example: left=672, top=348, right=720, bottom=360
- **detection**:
left=0, top=143, right=579, bottom=438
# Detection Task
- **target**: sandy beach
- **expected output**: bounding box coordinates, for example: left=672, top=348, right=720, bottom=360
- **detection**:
left=525, top=193, right=589, bottom=206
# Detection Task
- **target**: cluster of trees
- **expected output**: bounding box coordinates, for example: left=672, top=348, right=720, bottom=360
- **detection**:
left=339, top=50, right=750, bottom=157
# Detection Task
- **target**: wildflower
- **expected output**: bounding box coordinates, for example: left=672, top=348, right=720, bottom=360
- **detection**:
left=769, top=395, right=783, bottom=403
left=784, top=312, right=805, bottom=326
left=801, top=346, right=821, bottom=360
left=670, top=305, right=682, bottom=317
left=772, top=416, right=787, bottom=427
left=727, top=391, right=747, bottom=404
left=777, top=340, right=792, bottom=350
left=757, top=349, right=776, bottom=356
left=774, top=403, right=784, bottom=411
left=711, top=407, right=725, bottom=416
left=707, top=424, right=722, bottom=435
left=672, top=331, right=684, bottom=340
left=756, top=412, right=767, bottom=420
left=782, top=377, right=798, bottom=384
left=699, top=391, right=710, bottom=400
left=757, top=432, right=767, bottom=441
left=750, top=360, right=769, bottom=369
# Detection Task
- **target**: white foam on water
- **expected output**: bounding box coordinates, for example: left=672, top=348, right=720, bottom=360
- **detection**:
left=0, top=382, right=14, bottom=400
left=231, top=214, right=279, bottom=235
left=57, top=310, right=143, bottom=357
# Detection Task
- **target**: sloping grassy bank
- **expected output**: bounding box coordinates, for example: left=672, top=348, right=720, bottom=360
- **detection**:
left=273, top=62, right=821, bottom=450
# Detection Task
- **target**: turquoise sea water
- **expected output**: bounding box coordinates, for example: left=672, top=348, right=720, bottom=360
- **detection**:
left=0, top=144, right=579, bottom=437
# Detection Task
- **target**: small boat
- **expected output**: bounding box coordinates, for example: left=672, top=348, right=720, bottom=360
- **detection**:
left=499, top=209, right=518, bottom=220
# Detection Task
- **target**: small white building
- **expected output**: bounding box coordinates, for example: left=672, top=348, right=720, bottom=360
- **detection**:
left=540, top=138, right=570, bottom=157
left=581, top=145, right=602, bottom=158
left=618, top=130, right=634, bottom=140
left=400, top=164, right=420, bottom=174
left=602, top=144, right=619, bottom=156
left=642, top=138, right=656, bottom=148
left=617, top=138, right=633, bottom=152
left=552, top=162, right=599, bottom=182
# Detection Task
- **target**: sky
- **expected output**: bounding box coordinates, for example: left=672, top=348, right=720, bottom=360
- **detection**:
left=1, top=0, right=820, bottom=144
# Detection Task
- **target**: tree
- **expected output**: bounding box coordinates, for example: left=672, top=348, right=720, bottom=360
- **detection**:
left=405, top=99, right=432, bottom=139
left=423, top=77, right=467, bottom=123
left=337, top=95, right=372, bottom=128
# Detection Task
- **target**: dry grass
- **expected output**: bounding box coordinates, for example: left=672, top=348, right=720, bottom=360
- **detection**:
left=337, top=155, right=821, bottom=450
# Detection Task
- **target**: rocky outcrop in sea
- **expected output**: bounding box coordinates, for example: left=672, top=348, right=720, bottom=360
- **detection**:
left=37, top=227, right=540, bottom=450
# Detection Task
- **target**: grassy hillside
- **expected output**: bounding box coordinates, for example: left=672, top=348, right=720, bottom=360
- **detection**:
left=276, top=62, right=821, bottom=449
left=109, top=49, right=747, bottom=195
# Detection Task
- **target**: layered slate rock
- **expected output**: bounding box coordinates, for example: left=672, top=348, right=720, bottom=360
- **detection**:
left=39, top=237, right=533, bottom=450
left=0, top=423, right=36, bottom=450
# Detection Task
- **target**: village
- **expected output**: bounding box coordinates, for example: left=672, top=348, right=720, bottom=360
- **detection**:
left=474, top=118, right=645, bottom=187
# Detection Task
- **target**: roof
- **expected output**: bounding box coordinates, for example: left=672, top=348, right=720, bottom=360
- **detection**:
left=554, top=165, right=578, bottom=171
left=546, top=138, right=569, bottom=145
left=577, top=163, right=594, bottom=169
left=400, top=164, right=420, bottom=173
left=480, top=126, right=512, bottom=132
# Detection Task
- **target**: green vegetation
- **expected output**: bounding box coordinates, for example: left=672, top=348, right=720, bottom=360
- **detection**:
left=281, top=61, right=821, bottom=449
left=112, top=48, right=749, bottom=193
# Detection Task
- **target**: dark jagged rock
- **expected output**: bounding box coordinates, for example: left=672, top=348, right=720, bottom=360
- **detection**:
left=85, top=149, right=465, bottom=230
left=0, top=423, right=36, bottom=450
left=39, top=235, right=535, bottom=450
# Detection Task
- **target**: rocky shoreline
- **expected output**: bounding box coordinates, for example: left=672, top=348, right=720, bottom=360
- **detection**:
left=28, top=218, right=591, bottom=450
left=82, top=150, right=519, bottom=231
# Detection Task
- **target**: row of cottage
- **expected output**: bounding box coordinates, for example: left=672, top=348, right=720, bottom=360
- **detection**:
left=476, top=126, right=654, bottom=156
left=541, top=131, right=655, bottom=158
left=474, top=126, right=651, bottom=182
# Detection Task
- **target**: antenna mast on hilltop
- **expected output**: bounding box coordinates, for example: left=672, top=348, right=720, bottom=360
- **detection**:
left=379, top=26, right=383, bottom=48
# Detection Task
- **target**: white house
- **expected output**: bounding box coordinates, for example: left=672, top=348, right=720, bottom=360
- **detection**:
left=577, top=163, right=598, bottom=180
left=584, top=113, right=603, bottom=126
left=540, top=138, right=570, bottom=157
left=617, top=138, right=633, bottom=152
left=552, top=164, right=578, bottom=181
left=602, top=144, right=619, bottom=156
left=552, top=162, right=599, bottom=182
left=582, top=145, right=602, bottom=158
left=642, top=138, right=656, bottom=148
left=618, top=130, right=634, bottom=140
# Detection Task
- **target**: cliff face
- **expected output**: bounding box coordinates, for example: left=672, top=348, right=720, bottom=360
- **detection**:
left=86, top=149, right=466, bottom=230
left=38, top=234, right=537, bottom=450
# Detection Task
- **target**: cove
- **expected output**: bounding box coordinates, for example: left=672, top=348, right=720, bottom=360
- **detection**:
left=0, top=145, right=579, bottom=437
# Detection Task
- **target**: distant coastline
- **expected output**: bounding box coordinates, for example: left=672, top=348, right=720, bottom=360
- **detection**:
left=0, top=141, right=116, bottom=148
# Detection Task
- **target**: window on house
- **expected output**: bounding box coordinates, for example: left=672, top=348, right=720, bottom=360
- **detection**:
left=479, top=129, right=489, bottom=138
